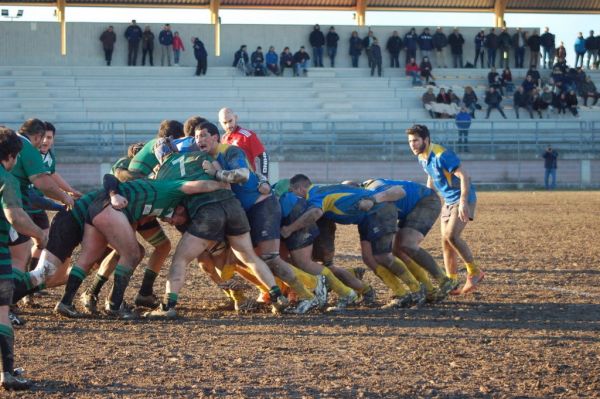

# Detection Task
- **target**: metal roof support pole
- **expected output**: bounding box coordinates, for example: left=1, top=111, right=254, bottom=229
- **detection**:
left=210, top=0, right=220, bottom=56
left=356, top=0, right=366, bottom=26
left=494, top=0, right=507, bottom=28
left=56, top=0, right=66, bottom=55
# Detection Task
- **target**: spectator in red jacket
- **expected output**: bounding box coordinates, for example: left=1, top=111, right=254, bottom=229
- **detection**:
left=172, top=31, right=185, bottom=66
left=405, top=57, right=422, bottom=86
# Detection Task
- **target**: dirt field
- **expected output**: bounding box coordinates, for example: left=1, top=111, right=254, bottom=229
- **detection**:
left=7, top=191, right=600, bottom=398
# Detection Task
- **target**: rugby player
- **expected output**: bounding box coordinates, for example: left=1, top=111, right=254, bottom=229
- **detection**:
left=0, top=127, right=48, bottom=390
left=406, top=124, right=484, bottom=294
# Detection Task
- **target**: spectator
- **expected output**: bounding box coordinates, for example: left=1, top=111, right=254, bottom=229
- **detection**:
left=432, top=27, right=448, bottom=68
left=325, top=26, right=339, bottom=67
left=553, top=55, right=568, bottom=74
left=565, top=89, right=579, bottom=116
left=574, top=66, right=587, bottom=91
left=462, top=86, right=481, bottom=117
left=522, top=74, right=537, bottom=95
left=513, top=86, right=534, bottom=119
left=554, top=91, right=567, bottom=114
left=526, top=65, right=542, bottom=87
left=585, top=30, right=599, bottom=69
left=158, top=24, right=173, bottom=67
left=556, top=41, right=567, bottom=63
left=406, top=57, right=422, bottom=86
left=498, top=27, right=512, bottom=69
left=531, top=88, right=546, bottom=118
left=192, top=37, right=207, bottom=76
left=527, top=30, right=541, bottom=68
left=172, top=31, right=184, bottom=66
left=251, top=46, right=267, bottom=76
left=349, top=31, right=363, bottom=68
left=448, top=89, right=460, bottom=105
left=484, top=87, right=507, bottom=118
left=540, top=85, right=555, bottom=117
left=488, top=66, right=503, bottom=95
left=141, top=25, right=154, bottom=66
left=436, top=87, right=450, bottom=104
left=485, top=28, right=499, bottom=68
left=550, top=68, right=566, bottom=94
left=404, top=28, right=418, bottom=64
left=448, top=28, right=465, bottom=68
left=386, top=30, right=403, bottom=68
left=422, top=87, right=437, bottom=118
left=542, top=145, right=558, bottom=189
left=420, top=56, right=435, bottom=85
left=474, top=29, right=486, bottom=68
left=370, top=39, right=382, bottom=77
left=309, top=24, right=325, bottom=67
left=512, top=28, right=527, bottom=68
left=455, top=106, right=472, bottom=152
left=99, top=25, right=116, bottom=66
left=540, top=27, right=556, bottom=69
left=579, top=75, right=599, bottom=106
left=233, top=45, right=250, bottom=75
left=502, top=67, right=515, bottom=94
left=124, top=20, right=142, bottom=66
left=363, top=29, right=376, bottom=68
left=293, top=46, right=310, bottom=77
left=265, top=46, right=279, bottom=76
left=280, top=47, right=294, bottom=76
left=418, top=28, right=433, bottom=61
left=574, top=32, right=587, bottom=68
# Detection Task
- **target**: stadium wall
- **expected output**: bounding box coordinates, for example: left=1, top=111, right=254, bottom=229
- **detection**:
left=0, top=22, right=537, bottom=68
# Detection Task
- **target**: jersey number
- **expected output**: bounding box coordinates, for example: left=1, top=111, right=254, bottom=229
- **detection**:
left=172, top=157, right=185, bottom=177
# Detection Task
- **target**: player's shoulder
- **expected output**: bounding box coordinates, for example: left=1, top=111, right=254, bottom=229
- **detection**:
left=236, top=127, right=256, bottom=138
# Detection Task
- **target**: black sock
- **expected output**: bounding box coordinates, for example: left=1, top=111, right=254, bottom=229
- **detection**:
left=0, top=324, right=14, bottom=374
left=268, top=285, right=283, bottom=302
left=89, top=274, right=108, bottom=296
left=108, top=265, right=132, bottom=310
left=138, top=269, right=158, bottom=297
left=60, top=266, right=86, bottom=306
left=164, top=292, right=178, bottom=309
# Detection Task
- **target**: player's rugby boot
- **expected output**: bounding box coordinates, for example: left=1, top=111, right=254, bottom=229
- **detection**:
left=133, top=293, right=160, bottom=309
left=80, top=291, right=98, bottom=314
left=1, top=372, right=31, bottom=391
left=54, top=302, right=81, bottom=318
left=326, top=290, right=358, bottom=313
left=382, top=294, right=413, bottom=309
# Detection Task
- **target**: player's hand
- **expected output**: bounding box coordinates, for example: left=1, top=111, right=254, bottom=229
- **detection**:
left=62, top=194, right=75, bottom=210
left=33, top=230, right=48, bottom=249
left=458, top=201, right=469, bottom=223
left=280, top=225, right=292, bottom=239
left=202, top=160, right=217, bottom=176
left=358, top=198, right=375, bottom=212
left=69, top=190, right=83, bottom=199
left=258, top=182, right=271, bottom=195
left=110, top=194, right=128, bottom=209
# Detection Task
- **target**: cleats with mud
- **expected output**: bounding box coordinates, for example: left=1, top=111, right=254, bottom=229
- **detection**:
left=144, top=303, right=177, bottom=319
left=134, top=293, right=160, bottom=309
left=1, top=373, right=31, bottom=391
left=80, top=291, right=98, bottom=314
left=326, top=290, right=358, bottom=313
left=54, top=302, right=81, bottom=318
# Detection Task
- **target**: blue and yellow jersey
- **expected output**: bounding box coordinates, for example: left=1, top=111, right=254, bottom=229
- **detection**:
left=306, top=184, right=375, bottom=225
left=279, top=191, right=316, bottom=226
left=367, top=178, right=433, bottom=219
left=214, top=143, right=267, bottom=211
left=418, top=143, right=476, bottom=205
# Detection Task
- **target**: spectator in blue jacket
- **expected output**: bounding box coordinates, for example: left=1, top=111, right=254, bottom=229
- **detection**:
left=474, top=29, right=486, bottom=68
left=574, top=32, right=587, bottom=68
left=192, top=37, right=207, bottom=76
left=418, top=28, right=433, bottom=61
left=158, top=24, right=174, bottom=66
left=404, top=28, right=418, bottom=64
left=266, top=46, right=279, bottom=76
left=455, top=106, right=472, bottom=152
left=349, top=31, right=362, bottom=68
left=124, top=20, right=143, bottom=66
left=280, top=47, right=294, bottom=76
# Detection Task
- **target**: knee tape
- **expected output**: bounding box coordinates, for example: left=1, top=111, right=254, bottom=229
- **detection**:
left=260, top=252, right=279, bottom=267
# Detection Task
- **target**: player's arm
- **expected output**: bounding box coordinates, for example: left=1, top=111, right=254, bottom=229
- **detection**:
left=372, top=185, right=405, bottom=203
left=453, top=166, right=471, bottom=223
left=115, top=168, right=144, bottom=182
left=30, top=173, right=74, bottom=209
left=426, top=175, right=435, bottom=190
left=256, top=151, right=269, bottom=178
left=4, top=208, right=47, bottom=248
left=51, top=172, right=82, bottom=198
left=281, top=207, right=324, bottom=238
left=180, top=180, right=230, bottom=195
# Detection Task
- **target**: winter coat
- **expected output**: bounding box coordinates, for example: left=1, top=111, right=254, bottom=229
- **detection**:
left=349, top=36, right=363, bottom=56
left=404, top=32, right=418, bottom=51
left=172, top=36, right=184, bottom=51
left=406, top=63, right=420, bottom=75
left=193, top=39, right=207, bottom=60
left=386, top=36, right=403, bottom=54
left=418, top=33, right=434, bottom=51
left=575, top=37, right=587, bottom=54
left=371, top=44, right=382, bottom=63
left=265, top=51, right=278, bottom=66
left=513, top=90, right=532, bottom=107
left=100, top=30, right=116, bottom=50
left=436, top=92, right=451, bottom=104
left=251, top=51, right=264, bottom=65
left=455, top=111, right=472, bottom=129
left=541, top=32, right=556, bottom=49
left=485, top=33, right=498, bottom=50
left=578, top=80, right=597, bottom=96
left=527, top=34, right=541, bottom=52
left=422, top=92, right=436, bottom=104
left=309, top=29, right=325, bottom=47
left=498, top=32, right=512, bottom=49
left=124, top=25, right=142, bottom=42
left=432, top=32, right=448, bottom=50
left=448, top=33, right=465, bottom=55
left=326, top=32, right=339, bottom=48
left=293, top=51, right=310, bottom=64
left=142, top=31, right=154, bottom=50
left=159, top=30, right=173, bottom=46
left=512, top=32, right=526, bottom=48
left=586, top=35, right=599, bottom=50
left=485, top=91, right=502, bottom=106
left=232, top=49, right=248, bottom=67
left=280, top=52, right=293, bottom=65
left=463, top=91, right=478, bottom=106
left=474, top=33, right=485, bottom=50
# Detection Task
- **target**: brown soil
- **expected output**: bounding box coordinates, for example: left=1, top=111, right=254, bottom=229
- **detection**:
left=8, top=191, right=600, bottom=398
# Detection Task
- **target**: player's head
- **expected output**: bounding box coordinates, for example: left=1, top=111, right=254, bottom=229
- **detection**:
left=218, top=107, right=238, bottom=134
left=153, top=137, right=178, bottom=164
left=127, top=142, right=145, bottom=159
left=0, top=126, right=23, bottom=171
left=183, top=115, right=208, bottom=137
left=406, top=124, right=430, bottom=156
left=341, top=180, right=360, bottom=187
left=157, top=120, right=184, bottom=140
left=19, top=118, right=46, bottom=149
left=290, top=174, right=312, bottom=197
left=361, top=179, right=384, bottom=190
left=194, top=122, right=220, bottom=154
left=41, top=121, right=56, bottom=154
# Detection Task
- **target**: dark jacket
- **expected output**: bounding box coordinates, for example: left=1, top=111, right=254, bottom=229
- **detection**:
left=540, top=32, right=556, bottom=49
left=404, top=31, right=418, bottom=51
left=526, top=68, right=541, bottom=82
left=498, top=32, right=512, bottom=49
left=585, top=35, right=599, bottom=51
left=193, top=38, right=207, bottom=60
left=512, top=32, right=526, bottom=48
left=527, top=34, right=541, bottom=52
left=293, top=51, right=310, bottom=64
left=100, top=30, right=116, bottom=50
left=432, top=32, right=448, bottom=50
left=543, top=150, right=558, bottom=169
left=474, top=33, right=486, bottom=50
left=579, top=80, right=598, bottom=96
left=124, top=24, right=142, bottom=43
left=448, top=33, right=465, bottom=54
left=326, top=31, right=339, bottom=48
left=309, top=29, right=325, bottom=47
left=280, top=51, right=293, bottom=65
left=463, top=91, right=478, bottom=106
left=418, top=32, right=433, bottom=51
left=566, top=92, right=578, bottom=107
left=436, top=92, right=450, bottom=104
left=371, top=44, right=382, bottom=63
left=158, top=30, right=173, bottom=46
left=485, top=32, right=498, bottom=50
left=485, top=90, right=502, bottom=106
left=420, top=60, right=433, bottom=76
left=142, top=31, right=154, bottom=50
left=386, top=35, right=403, bottom=54
left=513, top=90, right=532, bottom=107
left=362, top=35, right=375, bottom=50
left=349, top=36, right=363, bottom=56
left=251, top=51, right=265, bottom=65
left=233, top=49, right=249, bottom=67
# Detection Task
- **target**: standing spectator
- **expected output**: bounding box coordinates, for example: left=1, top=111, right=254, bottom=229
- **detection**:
left=540, top=27, right=556, bottom=69
left=455, top=106, right=472, bottom=152
left=141, top=25, right=154, bottom=66
left=418, top=28, right=433, bottom=61
left=158, top=24, right=173, bottom=66
left=192, top=37, right=207, bottom=76
left=585, top=30, right=599, bottom=69
left=406, top=57, right=422, bottom=86
left=485, top=28, right=499, bottom=68
left=370, top=39, right=382, bottom=77
left=448, top=28, right=465, bottom=68
left=498, top=27, right=512, bottom=69
left=565, top=89, right=579, bottom=116
left=555, top=41, right=567, bottom=64
left=124, top=20, right=142, bottom=66
left=432, top=27, right=448, bottom=68
left=172, top=31, right=184, bottom=66
left=512, top=28, right=527, bottom=68
left=386, top=31, right=403, bottom=68
left=251, top=46, right=267, bottom=76
left=363, top=30, right=376, bottom=68
left=527, top=30, right=541, bottom=68
left=349, top=31, right=362, bottom=68
left=280, top=47, right=294, bottom=76
left=233, top=45, right=249, bottom=75
left=474, top=29, right=486, bottom=68
left=579, top=75, right=599, bottom=106
left=404, top=28, right=418, bottom=64
left=325, top=26, right=339, bottom=67
left=484, top=87, right=507, bottom=119
left=99, top=25, right=116, bottom=66
left=420, top=56, right=435, bottom=85
left=293, top=46, right=310, bottom=77
left=502, top=67, right=514, bottom=94
left=462, top=86, right=480, bottom=117
left=513, top=86, right=534, bottom=119
left=265, top=46, right=279, bottom=76
left=542, top=146, right=558, bottom=190
left=309, top=24, right=325, bottom=67
left=574, top=32, right=587, bottom=68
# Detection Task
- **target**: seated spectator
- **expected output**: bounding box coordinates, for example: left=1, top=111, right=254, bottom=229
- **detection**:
left=554, top=91, right=567, bottom=114
left=513, top=86, right=534, bottom=119
left=251, top=46, right=267, bottom=76
left=422, top=87, right=437, bottom=118
left=488, top=66, right=504, bottom=95
left=436, top=87, right=451, bottom=104
left=553, top=58, right=568, bottom=74
left=574, top=67, right=587, bottom=91
left=422, top=86, right=459, bottom=118
left=265, top=46, right=279, bottom=76
left=540, top=85, right=555, bottom=117
left=565, top=90, right=579, bottom=116
left=419, top=56, right=435, bottom=85
left=550, top=68, right=566, bottom=94
left=579, top=75, right=599, bottom=106
left=521, top=74, right=537, bottom=94
left=448, top=89, right=461, bottom=106
left=293, top=46, right=310, bottom=76
left=405, top=57, right=422, bottom=85
left=484, top=87, right=507, bottom=119
left=526, top=65, right=542, bottom=87
left=531, top=89, right=546, bottom=118
left=502, top=67, right=515, bottom=94
left=455, top=106, right=472, bottom=152
left=280, top=47, right=294, bottom=76
left=233, top=44, right=250, bottom=75
left=462, top=86, right=481, bottom=117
